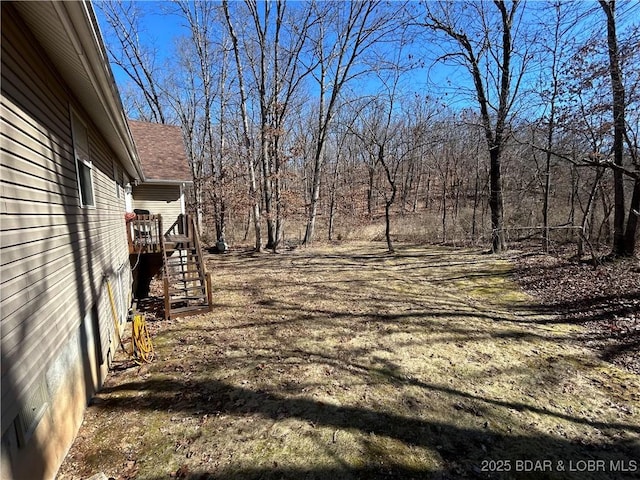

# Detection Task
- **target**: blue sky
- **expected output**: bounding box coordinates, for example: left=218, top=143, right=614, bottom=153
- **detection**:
left=95, top=1, right=468, bottom=110
left=95, top=1, right=188, bottom=83
left=94, top=1, right=640, bottom=120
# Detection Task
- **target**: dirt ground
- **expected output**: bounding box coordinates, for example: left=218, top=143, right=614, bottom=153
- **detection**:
left=57, top=243, right=640, bottom=480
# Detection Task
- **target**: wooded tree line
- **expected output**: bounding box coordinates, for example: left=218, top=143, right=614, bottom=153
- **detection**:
left=100, top=0, right=639, bottom=255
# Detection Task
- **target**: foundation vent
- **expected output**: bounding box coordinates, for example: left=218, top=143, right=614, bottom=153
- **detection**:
left=16, top=379, right=49, bottom=446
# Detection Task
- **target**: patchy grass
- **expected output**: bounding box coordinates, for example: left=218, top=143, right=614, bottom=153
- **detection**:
left=57, top=243, right=640, bottom=480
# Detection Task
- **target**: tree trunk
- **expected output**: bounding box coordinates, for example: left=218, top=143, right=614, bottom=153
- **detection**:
left=303, top=146, right=323, bottom=244
left=542, top=150, right=552, bottom=253
left=422, top=0, right=520, bottom=253
left=385, top=200, right=394, bottom=253
left=579, top=168, right=605, bottom=257
left=273, top=142, right=284, bottom=252
left=541, top=2, right=562, bottom=253
left=303, top=58, right=326, bottom=245
left=412, top=168, right=421, bottom=213
left=472, top=154, right=480, bottom=242
left=489, top=147, right=506, bottom=252
left=328, top=158, right=340, bottom=241
left=367, top=163, right=375, bottom=217
left=600, top=0, right=627, bottom=255
left=623, top=179, right=640, bottom=256
left=223, top=0, right=261, bottom=251
left=262, top=136, right=276, bottom=250
left=441, top=162, right=448, bottom=243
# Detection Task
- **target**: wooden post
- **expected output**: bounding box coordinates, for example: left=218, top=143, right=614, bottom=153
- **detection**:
left=163, top=276, right=170, bottom=321
left=206, top=272, right=213, bottom=311
left=157, top=214, right=163, bottom=253
left=125, top=217, right=133, bottom=252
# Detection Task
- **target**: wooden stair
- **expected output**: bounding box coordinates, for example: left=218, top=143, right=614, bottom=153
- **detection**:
left=161, top=215, right=212, bottom=320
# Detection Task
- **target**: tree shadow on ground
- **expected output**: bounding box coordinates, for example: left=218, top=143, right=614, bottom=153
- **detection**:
left=158, top=465, right=439, bottom=480
left=97, top=373, right=639, bottom=480
left=510, top=251, right=640, bottom=373
left=65, top=245, right=640, bottom=480
left=516, top=292, right=640, bottom=372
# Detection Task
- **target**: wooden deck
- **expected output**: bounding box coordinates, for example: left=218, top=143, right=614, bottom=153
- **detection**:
left=126, top=213, right=212, bottom=319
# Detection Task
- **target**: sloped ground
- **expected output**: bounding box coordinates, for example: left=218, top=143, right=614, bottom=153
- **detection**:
left=57, top=243, right=640, bottom=480
left=512, top=250, right=640, bottom=375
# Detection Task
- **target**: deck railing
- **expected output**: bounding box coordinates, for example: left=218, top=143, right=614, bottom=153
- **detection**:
left=164, top=214, right=191, bottom=243
left=126, top=212, right=212, bottom=318
left=126, top=213, right=199, bottom=254
left=126, top=213, right=163, bottom=253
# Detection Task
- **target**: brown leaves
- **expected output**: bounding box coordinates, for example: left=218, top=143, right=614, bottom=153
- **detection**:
left=514, top=251, right=640, bottom=373
left=172, top=464, right=189, bottom=479
left=119, top=460, right=138, bottom=480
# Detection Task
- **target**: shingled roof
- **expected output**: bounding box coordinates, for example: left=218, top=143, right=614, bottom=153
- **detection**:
left=128, top=120, right=192, bottom=183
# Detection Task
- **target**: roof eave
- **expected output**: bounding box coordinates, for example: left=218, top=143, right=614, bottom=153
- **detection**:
left=139, top=179, right=194, bottom=186
left=57, top=1, right=145, bottom=182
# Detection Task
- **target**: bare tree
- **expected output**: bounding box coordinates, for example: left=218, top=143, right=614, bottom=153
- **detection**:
left=349, top=98, right=400, bottom=252
left=99, top=0, right=637, bottom=252
left=537, top=2, right=565, bottom=252
left=99, top=1, right=168, bottom=123
left=223, top=0, right=262, bottom=251
left=600, top=0, right=627, bottom=255
left=599, top=0, right=639, bottom=256
left=417, top=0, right=529, bottom=252
left=242, top=1, right=317, bottom=251
left=302, top=1, right=398, bottom=244
left=530, top=1, right=639, bottom=256
left=170, top=1, right=223, bottom=232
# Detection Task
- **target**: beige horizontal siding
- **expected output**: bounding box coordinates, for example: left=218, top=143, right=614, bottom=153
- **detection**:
left=0, top=221, right=118, bottom=266
left=2, top=96, right=75, bottom=166
left=1, top=161, right=78, bottom=197
left=1, top=7, right=131, bottom=433
left=1, top=112, right=75, bottom=170
left=132, top=183, right=183, bottom=223
left=1, top=29, right=71, bottom=142
left=0, top=214, right=82, bottom=234
left=1, top=219, right=127, bottom=305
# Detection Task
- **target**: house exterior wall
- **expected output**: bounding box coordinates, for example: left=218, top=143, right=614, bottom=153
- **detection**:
left=132, top=183, right=185, bottom=225
left=1, top=5, right=130, bottom=478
